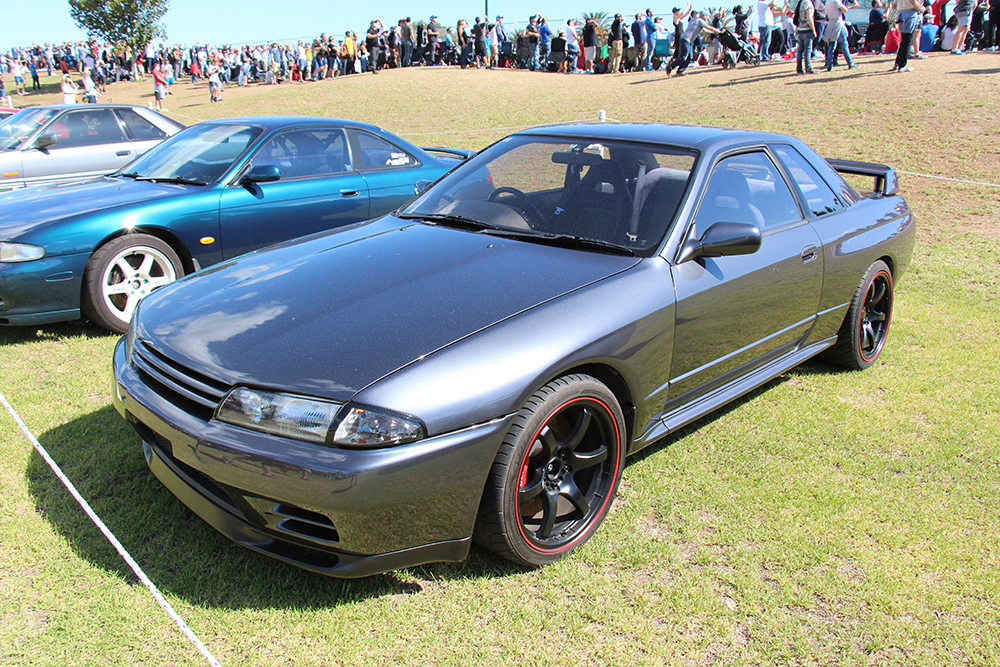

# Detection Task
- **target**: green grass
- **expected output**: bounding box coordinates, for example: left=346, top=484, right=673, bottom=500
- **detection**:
left=2, top=54, right=999, bottom=666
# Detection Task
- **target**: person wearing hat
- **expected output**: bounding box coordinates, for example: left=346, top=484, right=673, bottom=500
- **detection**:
left=426, top=15, right=441, bottom=65
left=492, top=15, right=507, bottom=66
left=367, top=20, right=383, bottom=73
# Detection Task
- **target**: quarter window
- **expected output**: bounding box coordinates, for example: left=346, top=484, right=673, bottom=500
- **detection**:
left=355, top=132, right=416, bottom=169
left=115, top=108, right=168, bottom=141
left=773, top=145, right=845, bottom=217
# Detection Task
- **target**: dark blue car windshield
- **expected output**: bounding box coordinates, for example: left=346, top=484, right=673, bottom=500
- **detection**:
left=402, top=134, right=696, bottom=256
left=117, top=123, right=264, bottom=184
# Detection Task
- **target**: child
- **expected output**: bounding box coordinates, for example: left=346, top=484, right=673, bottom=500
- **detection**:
left=30, top=60, right=40, bottom=91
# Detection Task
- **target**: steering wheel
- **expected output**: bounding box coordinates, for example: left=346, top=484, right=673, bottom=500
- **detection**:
left=487, top=186, right=545, bottom=227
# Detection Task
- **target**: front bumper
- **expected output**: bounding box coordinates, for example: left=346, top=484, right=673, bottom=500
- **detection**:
left=0, top=252, right=87, bottom=326
left=112, top=337, right=515, bottom=577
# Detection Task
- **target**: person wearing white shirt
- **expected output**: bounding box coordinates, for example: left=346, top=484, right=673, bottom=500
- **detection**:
left=757, top=0, right=780, bottom=60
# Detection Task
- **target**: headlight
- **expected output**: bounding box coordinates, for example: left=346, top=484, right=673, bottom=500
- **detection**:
left=216, top=388, right=426, bottom=448
left=0, top=242, right=45, bottom=263
left=333, top=404, right=426, bottom=448
left=217, top=388, right=342, bottom=443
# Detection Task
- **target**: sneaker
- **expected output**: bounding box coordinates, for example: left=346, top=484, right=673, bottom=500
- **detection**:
left=951, top=49, right=966, bottom=55
left=897, top=65, right=914, bottom=72
left=911, top=53, right=926, bottom=59
left=675, top=70, right=686, bottom=76
left=848, top=63, right=860, bottom=69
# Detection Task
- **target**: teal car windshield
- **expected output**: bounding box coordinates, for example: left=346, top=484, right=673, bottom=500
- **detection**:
left=0, top=108, right=60, bottom=151
left=402, top=135, right=697, bottom=256
left=116, top=123, right=264, bottom=184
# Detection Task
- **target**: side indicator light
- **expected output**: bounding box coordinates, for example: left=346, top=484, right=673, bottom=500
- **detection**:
left=200, top=237, right=216, bottom=245
left=2, top=172, right=19, bottom=178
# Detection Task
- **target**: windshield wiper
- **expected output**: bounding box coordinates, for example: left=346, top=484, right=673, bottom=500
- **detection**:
left=116, top=171, right=140, bottom=178
left=481, top=228, right=635, bottom=256
left=134, top=176, right=207, bottom=186
left=397, top=212, right=501, bottom=232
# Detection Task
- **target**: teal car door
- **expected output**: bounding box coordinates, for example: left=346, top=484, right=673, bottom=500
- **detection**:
left=349, top=129, right=427, bottom=217
left=218, top=127, right=370, bottom=260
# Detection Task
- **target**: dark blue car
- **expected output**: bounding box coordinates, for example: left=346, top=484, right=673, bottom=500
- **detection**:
left=112, top=123, right=915, bottom=577
left=0, top=116, right=467, bottom=332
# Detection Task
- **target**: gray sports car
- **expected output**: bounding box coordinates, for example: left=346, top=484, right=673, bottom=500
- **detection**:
left=112, top=123, right=915, bottom=577
left=0, top=104, right=183, bottom=191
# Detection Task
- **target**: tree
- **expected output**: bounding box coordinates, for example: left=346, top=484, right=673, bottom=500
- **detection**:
left=580, top=11, right=613, bottom=40
left=68, top=0, right=168, bottom=54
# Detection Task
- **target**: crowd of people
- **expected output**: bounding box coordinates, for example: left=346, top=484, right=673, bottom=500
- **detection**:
left=2, top=0, right=998, bottom=106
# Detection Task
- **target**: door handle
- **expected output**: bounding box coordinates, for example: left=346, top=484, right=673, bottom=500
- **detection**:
left=116, top=150, right=131, bottom=157
left=801, top=245, right=818, bottom=263
left=340, top=189, right=360, bottom=197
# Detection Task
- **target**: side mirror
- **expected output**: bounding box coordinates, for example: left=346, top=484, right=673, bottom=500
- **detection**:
left=241, top=164, right=281, bottom=184
left=414, top=179, right=433, bottom=194
left=34, top=133, right=59, bottom=151
left=677, top=221, right=762, bottom=264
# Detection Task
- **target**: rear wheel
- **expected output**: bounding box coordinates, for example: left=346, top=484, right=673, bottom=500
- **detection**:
left=823, top=260, right=894, bottom=370
left=82, top=234, right=183, bottom=333
left=475, top=374, right=626, bottom=567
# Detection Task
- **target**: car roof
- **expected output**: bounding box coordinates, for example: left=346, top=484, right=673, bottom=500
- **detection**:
left=199, top=116, right=389, bottom=133
left=517, top=122, right=798, bottom=154
left=20, top=104, right=155, bottom=111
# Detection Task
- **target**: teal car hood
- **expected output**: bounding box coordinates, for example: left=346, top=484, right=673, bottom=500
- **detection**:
left=0, top=176, right=198, bottom=243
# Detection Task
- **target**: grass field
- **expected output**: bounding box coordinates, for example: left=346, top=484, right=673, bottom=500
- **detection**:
left=1, top=52, right=999, bottom=666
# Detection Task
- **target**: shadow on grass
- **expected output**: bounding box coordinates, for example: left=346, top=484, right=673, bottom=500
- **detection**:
left=25, top=405, right=524, bottom=611
left=0, top=321, right=117, bottom=346
left=627, top=358, right=849, bottom=466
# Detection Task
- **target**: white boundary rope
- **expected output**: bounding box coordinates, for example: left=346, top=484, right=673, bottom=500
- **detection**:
left=897, top=170, right=1000, bottom=189
left=0, top=390, right=223, bottom=667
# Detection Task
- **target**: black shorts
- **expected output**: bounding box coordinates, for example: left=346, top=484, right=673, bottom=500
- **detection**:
left=475, top=42, right=486, bottom=58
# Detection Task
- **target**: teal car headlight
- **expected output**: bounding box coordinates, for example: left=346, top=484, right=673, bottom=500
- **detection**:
left=0, top=242, right=45, bottom=263
left=216, top=388, right=426, bottom=448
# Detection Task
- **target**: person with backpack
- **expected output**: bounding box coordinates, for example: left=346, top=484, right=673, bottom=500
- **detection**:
left=794, top=0, right=818, bottom=72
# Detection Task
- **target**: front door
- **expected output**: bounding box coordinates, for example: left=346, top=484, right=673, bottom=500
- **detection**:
left=665, top=150, right=823, bottom=414
left=218, top=127, right=370, bottom=259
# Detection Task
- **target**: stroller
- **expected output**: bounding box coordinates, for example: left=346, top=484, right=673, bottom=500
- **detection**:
left=717, top=28, right=761, bottom=68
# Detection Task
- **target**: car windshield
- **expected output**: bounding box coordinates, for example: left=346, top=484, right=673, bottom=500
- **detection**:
left=401, top=134, right=697, bottom=255
left=0, top=108, right=60, bottom=151
left=116, top=123, right=263, bottom=184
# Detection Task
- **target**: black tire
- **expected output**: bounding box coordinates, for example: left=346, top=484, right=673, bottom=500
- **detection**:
left=475, top=374, right=626, bottom=567
left=823, top=260, right=894, bottom=370
left=82, top=234, right=183, bottom=333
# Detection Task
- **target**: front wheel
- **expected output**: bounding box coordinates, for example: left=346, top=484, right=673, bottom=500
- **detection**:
left=475, top=374, right=626, bottom=567
left=82, top=234, right=183, bottom=333
left=823, top=260, right=894, bottom=370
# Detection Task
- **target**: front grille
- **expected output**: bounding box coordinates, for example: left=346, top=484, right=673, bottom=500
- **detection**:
left=132, top=338, right=229, bottom=419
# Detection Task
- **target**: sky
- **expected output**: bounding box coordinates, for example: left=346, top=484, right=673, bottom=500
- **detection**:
left=1, top=0, right=697, bottom=49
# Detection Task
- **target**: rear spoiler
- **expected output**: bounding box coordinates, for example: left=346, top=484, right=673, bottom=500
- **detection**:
left=421, top=147, right=474, bottom=160
left=827, top=158, right=899, bottom=196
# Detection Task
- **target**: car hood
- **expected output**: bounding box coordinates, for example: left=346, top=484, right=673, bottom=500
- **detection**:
left=135, top=219, right=640, bottom=400
left=0, top=176, right=194, bottom=241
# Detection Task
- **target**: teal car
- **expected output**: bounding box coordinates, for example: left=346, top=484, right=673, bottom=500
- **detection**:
left=0, top=116, right=469, bottom=332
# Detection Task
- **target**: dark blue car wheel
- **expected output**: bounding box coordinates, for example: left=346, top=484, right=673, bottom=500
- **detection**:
left=824, top=260, right=894, bottom=370
left=475, top=374, right=626, bottom=567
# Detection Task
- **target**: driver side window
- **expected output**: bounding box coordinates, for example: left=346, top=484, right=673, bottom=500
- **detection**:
left=695, top=152, right=801, bottom=231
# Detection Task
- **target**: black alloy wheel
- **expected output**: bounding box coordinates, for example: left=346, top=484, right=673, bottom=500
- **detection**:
left=824, top=259, right=894, bottom=370
left=475, top=374, right=626, bottom=567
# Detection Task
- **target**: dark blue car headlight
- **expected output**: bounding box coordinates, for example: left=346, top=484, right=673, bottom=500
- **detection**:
left=216, top=389, right=426, bottom=448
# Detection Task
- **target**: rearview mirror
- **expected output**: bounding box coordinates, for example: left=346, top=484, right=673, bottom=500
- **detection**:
left=34, top=133, right=59, bottom=151
left=677, top=221, right=762, bottom=264
left=241, top=164, right=281, bottom=184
